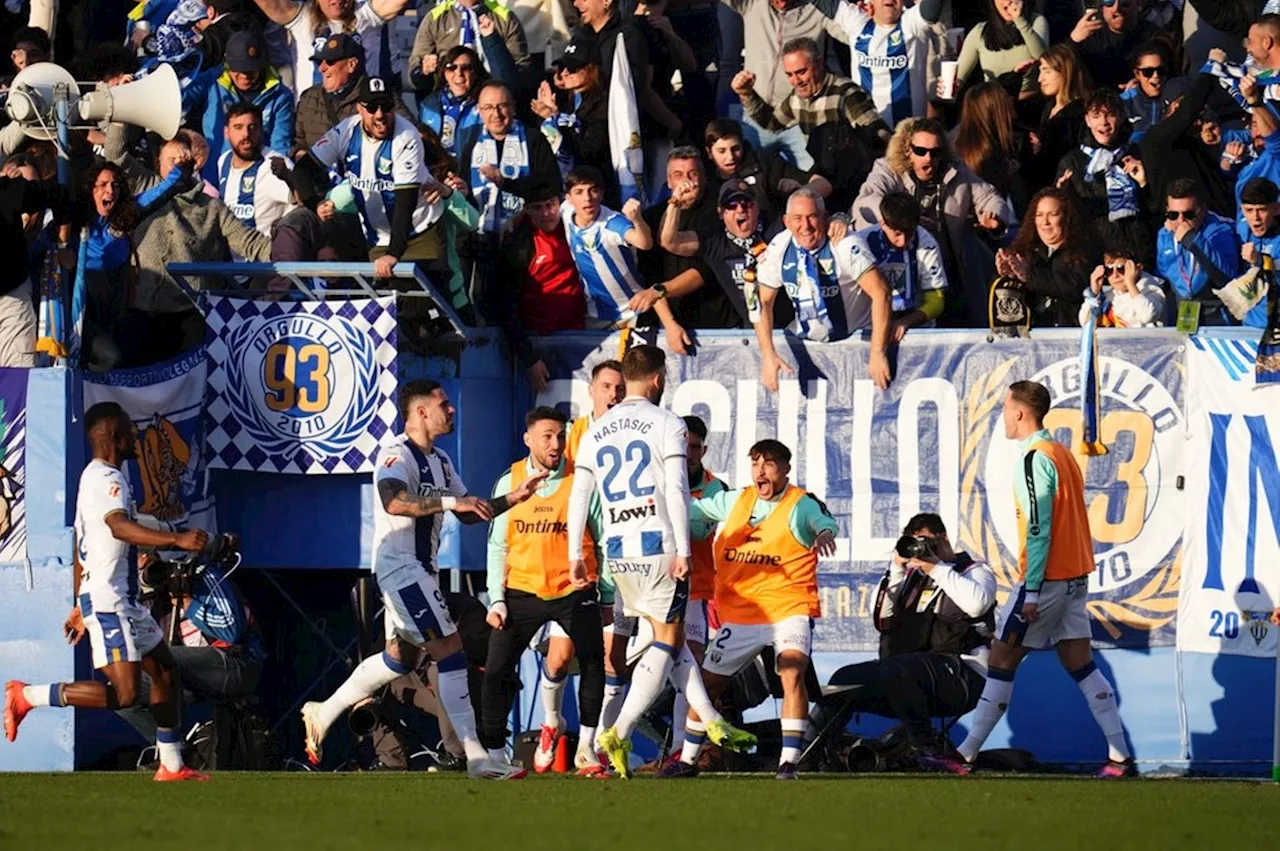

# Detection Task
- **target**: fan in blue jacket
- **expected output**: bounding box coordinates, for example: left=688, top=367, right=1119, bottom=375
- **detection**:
left=200, top=30, right=295, bottom=181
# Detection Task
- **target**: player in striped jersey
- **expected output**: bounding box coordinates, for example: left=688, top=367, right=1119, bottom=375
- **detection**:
left=308, top=76, right=445, bottom=277
left=561, top=166, right=688, bottom=337
left=818, top=0, right=942, bottom=128
left=301, top=381, right=547, bottom=780
left=567, top=345, right=756, bottom=778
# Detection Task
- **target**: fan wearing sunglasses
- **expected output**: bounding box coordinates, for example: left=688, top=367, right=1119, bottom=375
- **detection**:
left=1080, top=241, right=1166, bottom=328
left=1154, top=178, right=1239, bottom=326
left=1120, top=41, right=1176, bottom=145
left=1067, top=0, right=1159, bottom=90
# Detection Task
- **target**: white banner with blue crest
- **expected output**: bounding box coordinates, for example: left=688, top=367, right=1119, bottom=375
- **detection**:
left=200, top=296, right=399, bottom=474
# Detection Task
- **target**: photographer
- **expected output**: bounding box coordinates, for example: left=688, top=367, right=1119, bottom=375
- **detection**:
left=811, top=513, right=995, bottom=762
left=117, top=536, right=265, bottom=747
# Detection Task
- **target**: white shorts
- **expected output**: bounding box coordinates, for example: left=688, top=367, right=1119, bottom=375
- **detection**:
left=684, top=599, right=710, bottom=646
left=384, top=573, right=457, bottom=645
left=611, top=554, right=688, bottom=625
left=996, top=578, right=1091, bottom=650
left=703, top=615, right=813, bottom=678
left=83, top=597, right=164, bottom=670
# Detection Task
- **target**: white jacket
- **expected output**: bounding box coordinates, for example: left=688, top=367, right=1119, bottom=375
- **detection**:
left=1079, top=273, right=1167, bottom=328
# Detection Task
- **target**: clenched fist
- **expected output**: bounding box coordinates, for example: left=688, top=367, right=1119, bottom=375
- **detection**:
left=731, top=70, right=757, bottom=98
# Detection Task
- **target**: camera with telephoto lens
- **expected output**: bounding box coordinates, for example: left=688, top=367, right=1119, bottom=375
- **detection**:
left=141, top=532, right=241, bottom=598
left=894, top=534, right=935, bottom=561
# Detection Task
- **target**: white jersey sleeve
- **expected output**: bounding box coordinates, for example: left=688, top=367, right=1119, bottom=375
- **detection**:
left=392, top=122, right=427, bottom=187
left=310, top=116, right=358, bottom=171
left=75, top=460, right=136, bottom=611
left=916, top=228, right=948, bottom=291
left=840, top=233, right=879, bottom=285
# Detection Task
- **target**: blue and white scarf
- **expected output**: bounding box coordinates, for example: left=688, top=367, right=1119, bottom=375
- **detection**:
left=470, top=120, right=530, bottom=234
left=1078, top=286, right=1108, bottom=455
left=438, top=89, right=473, bottom=152
left=543, top=98, right=582, bottom=182
left=1204, top=55, right=1280, bottom=112
left=458, top=3, right=481, bottom=50
left=781, top=239, right=846, bottom=342
left=1082, top=145, right=1139, bottom=222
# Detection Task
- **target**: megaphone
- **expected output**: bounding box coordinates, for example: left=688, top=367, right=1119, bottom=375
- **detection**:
left=77, top=63, right=182, bottom=140
left=3, top=61, right=183, bottom=142
left=3, top=62, right=81, bottom=140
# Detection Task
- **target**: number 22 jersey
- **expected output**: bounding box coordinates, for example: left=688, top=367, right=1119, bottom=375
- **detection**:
left=577, top=397, right=689, bottom=559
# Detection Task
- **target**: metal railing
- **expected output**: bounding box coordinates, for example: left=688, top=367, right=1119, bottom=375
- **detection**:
left=166, top=261, right=469, bottom=336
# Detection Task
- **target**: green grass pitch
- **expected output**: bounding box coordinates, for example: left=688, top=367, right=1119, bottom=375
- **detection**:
left=0, top=773, right=1273, bottom=850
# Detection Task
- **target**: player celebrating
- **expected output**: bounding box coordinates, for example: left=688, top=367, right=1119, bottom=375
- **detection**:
left=924, top=381, right=1135, bottom=777
left=665, top=439, right=837, bottom=780
left=663, top=414, right=727, bottom=767
left=567, top=345, right=756, bottom=778
left=481, top=407, right=611, bottom=778
left=4, top=402, right=210, bottom=782
left=301, top=380, right=546, bottom=780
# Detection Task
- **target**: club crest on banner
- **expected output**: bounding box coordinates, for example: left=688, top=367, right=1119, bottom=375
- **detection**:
left=136, top=413, right=195, bottom=522
left=960, top=355, right=1183, bottom=639
left=202, top=296, right=398, bottom=474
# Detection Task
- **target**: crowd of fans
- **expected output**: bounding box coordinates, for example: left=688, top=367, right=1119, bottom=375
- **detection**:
left=2, top=0, right=1277, bottom=378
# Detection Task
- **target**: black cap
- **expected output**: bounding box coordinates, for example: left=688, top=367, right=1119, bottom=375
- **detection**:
left=718, top=178, right=754, bottom=207
left=225, top=30, right=267, bottom=74
left=314, top=33, right=363, bottom=64
left=556, top=34, right=600, bottom=71
left=358, top=75, right=395, bottom=105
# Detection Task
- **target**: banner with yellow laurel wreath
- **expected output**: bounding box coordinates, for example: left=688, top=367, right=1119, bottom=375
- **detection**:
left=535, top=329, right=1186, bottom=652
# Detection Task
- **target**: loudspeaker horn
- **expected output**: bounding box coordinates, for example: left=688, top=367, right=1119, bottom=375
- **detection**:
left=4, top=62, right=81, bottom=140
left=77, top=62, right=182, bottom=140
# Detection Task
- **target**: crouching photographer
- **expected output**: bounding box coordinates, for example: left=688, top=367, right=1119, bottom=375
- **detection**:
left=117, top=533, right=268, bottom=767
left=809, top=514, right=995, bottom=766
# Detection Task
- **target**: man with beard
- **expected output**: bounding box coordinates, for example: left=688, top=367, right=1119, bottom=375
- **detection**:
left=1067, top=0, right=1160, bottom=90
left=659, top=178, right=789, bottom=329
left=292, top=34, right=415, bottom=155
left=309, top=75, right=447, bottom=279
left=216, top=103, right=294, bottom=238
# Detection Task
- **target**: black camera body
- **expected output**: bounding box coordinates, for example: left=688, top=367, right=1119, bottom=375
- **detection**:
left=894, top=534, right=935, bottom=561
left=142, top=533, right=240, bottom=597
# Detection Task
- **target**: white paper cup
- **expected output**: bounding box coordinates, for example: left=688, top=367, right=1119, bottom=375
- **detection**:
left=939, top=60, right=959, bottom=100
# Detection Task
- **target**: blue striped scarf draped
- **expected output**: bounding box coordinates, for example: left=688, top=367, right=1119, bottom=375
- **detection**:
left=1081, top=145, right=1138, bottom=222
left=469, top=120, right=530, bottom=234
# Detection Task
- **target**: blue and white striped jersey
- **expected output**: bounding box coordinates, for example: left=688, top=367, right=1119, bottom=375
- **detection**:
left=560, top=201, right=644, bottom=325
left=833, top=1, right=931, bottom=128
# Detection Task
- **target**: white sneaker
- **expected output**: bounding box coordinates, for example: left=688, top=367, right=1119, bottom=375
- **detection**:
left=533, top=720, right=565, bottom=773
left=467, top=757, right=528, bottom=780
left=301, top=701, right=326, bottom=766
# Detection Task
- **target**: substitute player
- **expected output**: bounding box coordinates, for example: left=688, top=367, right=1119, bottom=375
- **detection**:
left=4, top=402, right=209, bottom=782
left=301, top=380, right=546, bottom=780
left=666, top=439, right=837, bottom=780
left=925, top=381, right=1135, bottom=778
left=566, top=360, right=624, bottom=462
left=481, top=406, right=611, bottom=778
left=567, top=345, right=756, bottom=778
left=663, top=414, right=727, bottom=767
